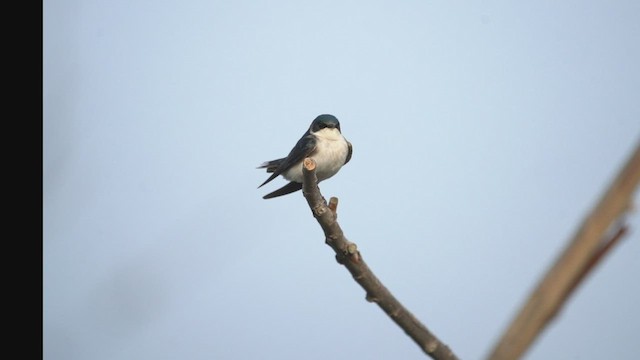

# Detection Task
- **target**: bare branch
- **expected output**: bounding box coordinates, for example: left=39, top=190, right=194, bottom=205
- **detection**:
left=487, top=141, right=640, bottom=360
left=561, top=225, right=628, bottom=309
left=301, top=158, right=459, bottom=360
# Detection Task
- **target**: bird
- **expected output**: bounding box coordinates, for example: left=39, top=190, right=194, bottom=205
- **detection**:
left=258, top=114, right=352, bottom=199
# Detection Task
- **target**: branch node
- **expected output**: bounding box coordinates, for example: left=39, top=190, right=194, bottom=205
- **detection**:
left=391, top=308, right=401, bottom=318
left=329, top=197, right=339, bottom=213
left=313, top=204, right=326, bottom=217
left=326, top=235, right=339, bottom=246
left=345, top=243, right=361, bottom=262
left=424, top=340, right=439, bottom=353
left=346, top=242, right=358, bottom=254
left=365, top=293, right=379, bottom=303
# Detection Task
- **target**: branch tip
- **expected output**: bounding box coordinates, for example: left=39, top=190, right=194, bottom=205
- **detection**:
left=303, top=157, right=316, bottom=171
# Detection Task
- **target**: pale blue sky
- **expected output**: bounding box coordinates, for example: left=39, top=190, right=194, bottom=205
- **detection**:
left=44, top=1, right=640, bottom=359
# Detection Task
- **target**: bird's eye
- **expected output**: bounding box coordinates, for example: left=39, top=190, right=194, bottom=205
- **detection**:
left=319, top=123, right=327, bottom=129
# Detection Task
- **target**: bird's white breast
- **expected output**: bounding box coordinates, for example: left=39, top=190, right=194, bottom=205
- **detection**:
left=283, top=128, right=349, bottom=183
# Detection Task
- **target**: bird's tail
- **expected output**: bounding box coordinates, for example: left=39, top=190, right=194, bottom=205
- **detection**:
left=257, top=158, right=285, bottom=173
left=263, top=181, right=303, bottom=199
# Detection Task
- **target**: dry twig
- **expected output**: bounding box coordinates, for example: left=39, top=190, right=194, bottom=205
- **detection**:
left=488, top=142, right=640, bottom=360
left=301, top=158, right=459, bottom=360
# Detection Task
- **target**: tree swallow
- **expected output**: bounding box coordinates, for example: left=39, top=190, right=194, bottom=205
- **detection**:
left=258, top=114, right=353, bottom=199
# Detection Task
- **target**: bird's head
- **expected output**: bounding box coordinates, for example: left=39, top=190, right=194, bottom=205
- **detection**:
left=310, top=114, right=341, bottom=136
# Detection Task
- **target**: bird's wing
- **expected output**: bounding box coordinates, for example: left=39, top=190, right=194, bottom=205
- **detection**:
left=345, top=141, right=353, bottom=165
left=262, top=181, right=303, bottom=199
left=258, top=134, right=317, bottom=188
left=257, top=158, right=286, bottom=173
